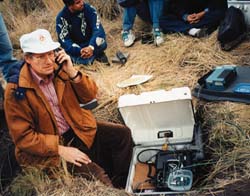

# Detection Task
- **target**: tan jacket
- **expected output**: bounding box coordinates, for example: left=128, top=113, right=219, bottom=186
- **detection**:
left=4, top=63, right=98, bottom=167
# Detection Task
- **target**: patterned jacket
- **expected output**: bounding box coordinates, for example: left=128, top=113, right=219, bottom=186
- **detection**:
left=56, top=3, right=106, bottom=57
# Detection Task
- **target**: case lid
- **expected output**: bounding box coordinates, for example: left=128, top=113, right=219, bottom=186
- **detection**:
left=118, top=87, right=195, bottom=145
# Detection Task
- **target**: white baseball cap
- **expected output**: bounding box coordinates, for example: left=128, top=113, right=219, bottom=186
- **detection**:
left=20, top=29, right=60, bottom=54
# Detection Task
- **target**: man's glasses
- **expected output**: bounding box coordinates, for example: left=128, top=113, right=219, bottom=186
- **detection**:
left=31, top=51, right=55, bottom=62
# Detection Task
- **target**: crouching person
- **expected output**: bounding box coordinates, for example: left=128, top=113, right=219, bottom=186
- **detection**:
left=56, top=0, right=110, bottom=65
left=4, top=29, right=133, bottom=188
left=160, top=0, right=227, bottom=37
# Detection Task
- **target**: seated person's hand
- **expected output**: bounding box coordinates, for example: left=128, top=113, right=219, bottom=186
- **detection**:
left=187, top=11, right=206, bottom=24
left=187, top=13, right=198, bottom=24
left=80, top=46, right=94, bottom=59
left=195, top=11, right=205, bottom=21
left=58, top=145, right=92, bottom=167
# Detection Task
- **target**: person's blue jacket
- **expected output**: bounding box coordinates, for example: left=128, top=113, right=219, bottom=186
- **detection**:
left=56, top=3, right=106, bottom=57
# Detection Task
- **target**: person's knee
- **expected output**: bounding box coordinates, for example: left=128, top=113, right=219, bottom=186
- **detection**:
left=96, top=36, right=106, bottom=46
left=94, top=38, right=107, bottom=56
left=95, top=36, right=106, bottom=49
left=73, top=162, right=113, bottom=187
left=118, top=125, right=133, bottom=143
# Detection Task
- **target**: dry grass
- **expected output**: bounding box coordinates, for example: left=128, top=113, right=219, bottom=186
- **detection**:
left=87, top=0, right=121, bottom=20
left=42, top=0, right=64, bottom=14
left=8, top=167, right=129, bottom=196
left=196, top=102, right=250, bottom=189
left=1, top=0, right=250, bottom=195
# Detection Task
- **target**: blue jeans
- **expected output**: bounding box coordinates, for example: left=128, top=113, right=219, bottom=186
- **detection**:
left=0, top=13, right=19, bottom=80
left=122, top=0, right=164, bottom=31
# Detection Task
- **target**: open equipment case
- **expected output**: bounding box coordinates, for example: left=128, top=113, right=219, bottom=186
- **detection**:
left=118, top=87, right=204, bottom=195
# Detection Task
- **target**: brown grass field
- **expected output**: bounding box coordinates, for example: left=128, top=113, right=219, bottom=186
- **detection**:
left=1, top=0, right=250, bottom=195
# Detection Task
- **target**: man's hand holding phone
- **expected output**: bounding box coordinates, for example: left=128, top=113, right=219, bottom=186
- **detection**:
left=54, top=48, right=80, bottom=81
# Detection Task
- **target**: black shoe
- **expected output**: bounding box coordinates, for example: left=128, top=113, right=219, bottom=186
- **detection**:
left=141, top=33, right=154, bottom=44
left=96, top=52, right=110, bottom=66
left=196, top=28, right=209, bottom=38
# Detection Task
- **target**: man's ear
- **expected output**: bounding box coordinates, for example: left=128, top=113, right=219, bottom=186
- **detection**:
left=24, top=55, right=32, bottom=65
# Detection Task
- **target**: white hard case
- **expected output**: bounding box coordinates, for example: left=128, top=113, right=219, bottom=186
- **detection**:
left=118, top=87, right=195, bottom=146
left=228, top=0, right=250, bottom=26
left=118, top=87, right=199, bottom=195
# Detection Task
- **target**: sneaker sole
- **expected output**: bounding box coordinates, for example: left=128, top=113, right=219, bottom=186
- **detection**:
left=196, top=28, right=208, bottom=38
left=154, top=37, right=164, bottom=46
left=124, top=35, right=136, bottom=47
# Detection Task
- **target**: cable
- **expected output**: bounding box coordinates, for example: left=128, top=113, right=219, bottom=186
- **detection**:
left=136, top=148, right=162, bottom=182
left=147, top=161, right=155, bottom=179
left=182, top=160, right=217, bottom=170
left=136, top=148, right=162, bottom=164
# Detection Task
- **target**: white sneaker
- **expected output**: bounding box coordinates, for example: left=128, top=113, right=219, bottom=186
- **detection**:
left=153, top=28, right=164, bottom=46
left=122, top=30, right=135, bottom=47
left=188, top=28, right=201, bottom=36
left=188, top=28, right=208, bottom=38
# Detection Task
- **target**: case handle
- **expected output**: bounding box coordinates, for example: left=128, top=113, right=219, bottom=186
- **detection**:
left=158, top=130, right=173, bottom=138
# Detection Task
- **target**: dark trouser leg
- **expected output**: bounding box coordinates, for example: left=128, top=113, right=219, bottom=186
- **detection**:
left=62, top=129, right=113, bottom=187
left=70, top=55, right=95, bottom=65
left=160, top=15, right=193, bottom=33
left=93, top=41, right=107, bottom=57
left=136, top=0, right=152, bottom=24
left=92, top=121, right=134, bottom=188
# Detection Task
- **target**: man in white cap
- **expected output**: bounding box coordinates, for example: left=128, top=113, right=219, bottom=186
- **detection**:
left=4, top=29, right=133, bottom=188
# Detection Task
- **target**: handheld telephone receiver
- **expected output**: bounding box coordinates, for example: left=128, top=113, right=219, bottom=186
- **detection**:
left=54, top=48, right=65, bottom=78
left=116, top=50, right=127, bottom=64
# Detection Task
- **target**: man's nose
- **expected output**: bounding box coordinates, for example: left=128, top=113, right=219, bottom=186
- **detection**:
left=44, top=54, right=54, bottom=63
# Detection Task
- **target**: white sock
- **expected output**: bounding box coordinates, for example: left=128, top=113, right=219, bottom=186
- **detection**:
left=188, top=28, right=201, bottom=36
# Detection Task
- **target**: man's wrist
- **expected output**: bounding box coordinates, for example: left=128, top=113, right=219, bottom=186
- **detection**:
left=183, top=14, right=188, bottom=21
left=69, top=71, right=81, bottom=81
left=67, top=69, right=78, bottom=78
left=88, top=45, right=94, bottom=51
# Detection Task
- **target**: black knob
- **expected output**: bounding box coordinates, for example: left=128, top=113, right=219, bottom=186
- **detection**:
left=116, top=51, right=127, bottom=64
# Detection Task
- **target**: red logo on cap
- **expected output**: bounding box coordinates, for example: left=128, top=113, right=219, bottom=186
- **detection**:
left=39, top=35, right=46, bottom=42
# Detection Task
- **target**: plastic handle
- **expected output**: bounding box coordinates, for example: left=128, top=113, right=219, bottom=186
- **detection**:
left=116, top=51, right=127, bottom=64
